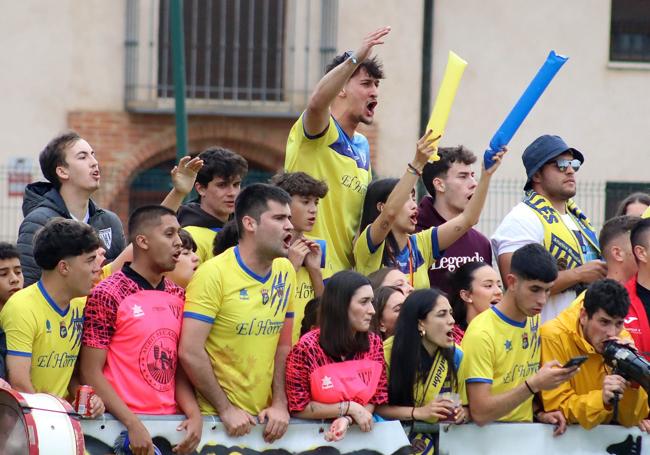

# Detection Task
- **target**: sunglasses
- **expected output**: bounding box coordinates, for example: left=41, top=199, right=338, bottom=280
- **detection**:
left=547, top=158, right=581, bottom=172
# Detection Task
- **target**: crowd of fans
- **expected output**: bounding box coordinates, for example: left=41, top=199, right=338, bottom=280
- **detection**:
left=0, top=26, right=649, bottom=455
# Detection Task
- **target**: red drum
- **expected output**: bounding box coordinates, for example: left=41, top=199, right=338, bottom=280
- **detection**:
left=0, top=388, right=84, bottom=454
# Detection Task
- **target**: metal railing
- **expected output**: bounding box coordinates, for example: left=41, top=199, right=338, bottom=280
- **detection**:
left=2, top=170, right=645, bottom=247
left=125, top=0, right=339, bottom=116
left=476, top=179, right=608, bottom=239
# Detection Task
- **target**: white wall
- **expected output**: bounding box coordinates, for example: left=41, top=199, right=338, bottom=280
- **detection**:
left=0, top=0, right=125, bottom=240
left=0, top=0, right=125, bottom=166
left=434, top=0, right=650, bottom=182
left=338, top=0, right=424, bottom=177
left=340, top=0, right=650, bottom=182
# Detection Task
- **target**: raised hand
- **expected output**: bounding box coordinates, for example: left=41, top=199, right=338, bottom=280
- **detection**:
left=353, top=26, right=392, bottom=63
left=482, top=147, right=507, bottom=176
left=171, top=156, right=204, bottom=196
left=413, top=130, right=441, bottom=170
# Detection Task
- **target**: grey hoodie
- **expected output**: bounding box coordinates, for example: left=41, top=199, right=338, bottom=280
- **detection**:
left=17, top=182, right=126, bottom=286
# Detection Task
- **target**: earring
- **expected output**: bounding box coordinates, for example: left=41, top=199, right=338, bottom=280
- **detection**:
left=419, top=328, right=425, bottom=337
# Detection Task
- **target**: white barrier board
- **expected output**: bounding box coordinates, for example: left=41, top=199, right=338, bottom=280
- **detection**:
left=81, top=415, right=411, bottom=454
left=439, top=422, right=648, bottom=455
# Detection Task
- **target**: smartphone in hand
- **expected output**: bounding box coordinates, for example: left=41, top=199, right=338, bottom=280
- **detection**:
left=562, top=355, right=588, bottom=368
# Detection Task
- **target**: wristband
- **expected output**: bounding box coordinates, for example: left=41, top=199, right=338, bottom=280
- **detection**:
left=524, top=380, right=535, bottom=395
left=344, top=415, right=353, bottom=425
left=411, top=406, right=416, bottom=421
left=407, top=163, right=422, bottom=177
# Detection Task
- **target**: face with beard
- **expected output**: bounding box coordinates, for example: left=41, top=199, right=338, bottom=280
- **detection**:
left=254, top=200, right=294, bottom=260
left=533, top=151, right=578, bottom=201
left=342, top=67, right=380, bottom=126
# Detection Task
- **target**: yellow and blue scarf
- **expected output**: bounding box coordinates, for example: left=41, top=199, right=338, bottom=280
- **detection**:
left=523, top=190, right=600, bottom=269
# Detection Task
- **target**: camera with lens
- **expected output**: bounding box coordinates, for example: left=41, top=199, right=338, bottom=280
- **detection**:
left=603, top=340, right=650, bottom=392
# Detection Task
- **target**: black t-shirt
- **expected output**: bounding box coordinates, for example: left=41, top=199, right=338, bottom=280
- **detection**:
left=636, top=282, right=650, bottom=319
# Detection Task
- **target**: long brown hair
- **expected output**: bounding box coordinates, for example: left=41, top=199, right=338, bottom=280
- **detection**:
left=318, top=270, right=372, bottom=359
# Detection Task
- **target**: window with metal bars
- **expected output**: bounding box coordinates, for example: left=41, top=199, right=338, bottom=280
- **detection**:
left=157, top=0, right=286, bottom=102
left=610, top=0, right=650, bottom=63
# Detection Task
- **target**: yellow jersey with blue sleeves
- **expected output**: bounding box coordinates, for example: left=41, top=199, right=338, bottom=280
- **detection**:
left=0, top=282, right=85, bottom=398
left=184, top=246, right=296, bottom=415
left=354, top=226, right=441, bottom=290
left=184, top=225, right=219, bottom=263
left=460, top=306, right=541, bottom=422
left=285, top=114, right=371, bottom=272
left=291, top=236, right=333, bottom=345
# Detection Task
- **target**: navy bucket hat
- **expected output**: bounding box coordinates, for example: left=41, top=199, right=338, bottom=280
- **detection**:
left=522, top=135, right=584, bottom=190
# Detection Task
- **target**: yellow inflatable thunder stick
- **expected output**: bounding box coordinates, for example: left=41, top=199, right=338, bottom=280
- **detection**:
left=426, top=51, right=468, bottom=162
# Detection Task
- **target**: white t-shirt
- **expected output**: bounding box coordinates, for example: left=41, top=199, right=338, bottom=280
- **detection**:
left=491, top=202, right=575, bottom=323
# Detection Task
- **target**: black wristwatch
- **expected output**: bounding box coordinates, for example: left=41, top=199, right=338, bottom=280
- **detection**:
left=343, top=50, right=358, bottom=65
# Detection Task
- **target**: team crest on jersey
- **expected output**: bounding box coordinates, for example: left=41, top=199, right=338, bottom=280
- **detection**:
left=522, top=333, right=529, bottom=349
left=98, top=228, right=113, bottom=250
left=59, top=321, right=67, bottom=338
left=275, top=286, right=284, bottom=299
left=261, top=289, right=270, bottom=305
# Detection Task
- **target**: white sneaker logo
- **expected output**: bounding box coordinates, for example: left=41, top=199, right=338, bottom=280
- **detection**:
left=321, top=376, right=333, bottom=390
left=624, top=316, right=638, bottom=325
left=133, top=305, right=145, bottom=318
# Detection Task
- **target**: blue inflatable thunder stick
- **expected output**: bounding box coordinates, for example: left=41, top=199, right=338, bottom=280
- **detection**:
left=484, top=51, right=568, bottom=169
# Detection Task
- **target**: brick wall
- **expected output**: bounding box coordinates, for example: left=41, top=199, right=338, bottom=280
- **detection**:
left=68, top=111, right=379, bottom=223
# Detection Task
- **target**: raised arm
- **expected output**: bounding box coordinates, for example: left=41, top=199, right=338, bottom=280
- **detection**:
left=303, top=26, right=391, bottom=136
left=161, top=156, right=204, bottom=211
left=436, top=149, right=506, bottom=251
left=367, top=131, right=437, bottom=247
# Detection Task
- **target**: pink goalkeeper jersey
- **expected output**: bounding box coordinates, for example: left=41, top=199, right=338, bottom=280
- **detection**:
left=82, top=266, right=185, bottom=414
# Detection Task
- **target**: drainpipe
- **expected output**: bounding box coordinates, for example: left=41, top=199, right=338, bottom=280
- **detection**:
left=417, top=0, right=434, bottom=200
left=170, top=0, right=189, bottom=161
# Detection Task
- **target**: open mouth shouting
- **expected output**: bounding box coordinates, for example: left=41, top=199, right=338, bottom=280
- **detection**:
left=446, top=329, right=455, bottom=343
left=172, top=250, right=181, bottom=263
left=365, top=99, right=378, bottom=117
